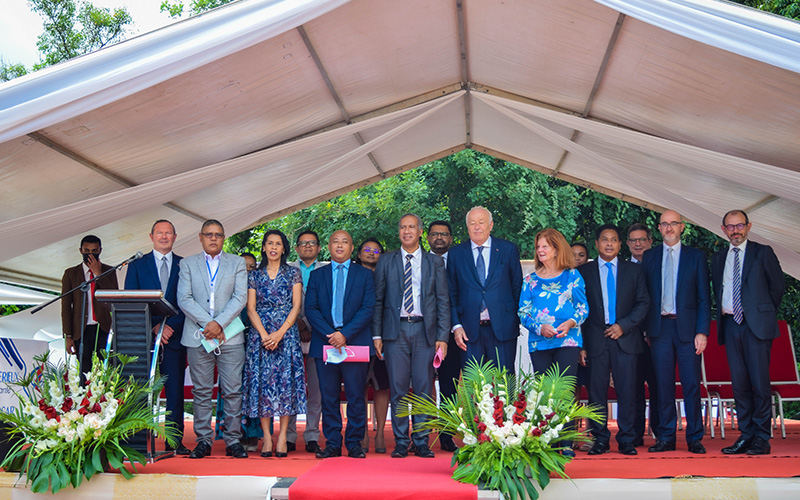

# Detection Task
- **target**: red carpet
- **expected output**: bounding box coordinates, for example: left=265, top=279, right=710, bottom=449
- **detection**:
left=288, top=455, right=477, bottom=500
left=134, top=418, right=800, bottom=485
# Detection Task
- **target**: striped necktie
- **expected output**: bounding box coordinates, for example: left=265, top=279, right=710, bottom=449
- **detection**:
left=732, top=247, right=743, bottom=324
left=403, top=254, right=414, bottom=314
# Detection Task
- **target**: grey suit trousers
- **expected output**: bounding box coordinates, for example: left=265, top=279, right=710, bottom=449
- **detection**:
left=384, top=320, right=435, bottom=448
left=187, top=342, right=245, bottom=446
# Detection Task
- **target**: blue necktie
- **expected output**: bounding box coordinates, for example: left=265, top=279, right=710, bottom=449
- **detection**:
left=732, top=248, right=743, bottom=324
left=476, top=246, right=487, bottom=311
left=606, top=262, right=616, bottom=325
left=333, top=264, right=345, bottom=327
left=403, top=254, right=414, bottom=314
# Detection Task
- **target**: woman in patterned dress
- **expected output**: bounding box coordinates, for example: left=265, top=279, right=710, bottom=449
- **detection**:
left=518, top=228, right=588, bottom=455
left=243, top=230, right=306, bottom=458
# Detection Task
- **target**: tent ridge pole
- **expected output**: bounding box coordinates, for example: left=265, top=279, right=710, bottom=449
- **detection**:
left=456, top=0, right=471, bottom=147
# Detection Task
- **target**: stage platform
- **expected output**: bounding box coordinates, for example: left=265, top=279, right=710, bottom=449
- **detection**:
left=2, top=419, right=799, bottom=499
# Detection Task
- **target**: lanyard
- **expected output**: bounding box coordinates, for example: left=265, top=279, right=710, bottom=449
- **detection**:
left=206, top=258, right=219, bottom=315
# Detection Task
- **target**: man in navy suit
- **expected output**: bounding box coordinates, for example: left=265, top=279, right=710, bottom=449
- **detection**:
left=448, top=206, right=522, bottom=373
left=305, top=230, right=375, bottom=459
left=641, top=210, right=711, bottom=454
left=124, top=219, right=188, bottom=454
left=712, top=210, right=784, bottom=455
left=578, top=224, right=649, bottom=456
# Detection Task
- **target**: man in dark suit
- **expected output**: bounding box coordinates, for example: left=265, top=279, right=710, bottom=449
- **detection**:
left=178, top=219, right=248, bottom=459
left=373, top=214, right=450, bottom=459
left=61, top=235, right=119, bottom=372
left=641, top=210, right=710, bottom=454
left=305, top=230, right=375, bottom=459
left=448, top=206, right=522, bottom=373
left=427, top=219, right=459, bottom=452
left=626, top=222, right=660, bottom=447
left=124, top=219, right=188, bottom=455
left=578, top=224, right=649, bottom=456
left=712, top=210, right=784, bottom=455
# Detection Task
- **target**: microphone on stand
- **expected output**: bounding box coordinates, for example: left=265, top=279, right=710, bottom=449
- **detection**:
left=121, top=251, right=144, bottom=266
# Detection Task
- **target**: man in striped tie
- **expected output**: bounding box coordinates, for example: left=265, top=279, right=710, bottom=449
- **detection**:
left=373, top=214, right=450, bottom=458
left=712, top=210, right=784, bottom=455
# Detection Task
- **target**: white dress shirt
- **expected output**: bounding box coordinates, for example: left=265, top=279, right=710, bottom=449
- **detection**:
left=721, top=239, right=747, bottom=315
left=400, top=246, right=423, bottom=317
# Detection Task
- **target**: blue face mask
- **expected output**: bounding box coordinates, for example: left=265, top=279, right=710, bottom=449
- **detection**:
left=326, top=347, right=348, bottom=364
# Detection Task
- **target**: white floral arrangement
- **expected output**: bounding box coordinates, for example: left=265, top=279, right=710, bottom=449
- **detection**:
left=400, top=359, right=602, bottom=500
left=1, top=351, right=177, bottom=493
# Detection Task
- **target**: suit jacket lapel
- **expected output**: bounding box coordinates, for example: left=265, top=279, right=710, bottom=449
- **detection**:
left=588, top=261, right=603, bottom=314
left=144, top=251, right=160, bottom=287
left=486, top=241, right=500, bottom=283
left=741, top=243, right=756, bottom=282
left=420, top=252, right=431, bottom=302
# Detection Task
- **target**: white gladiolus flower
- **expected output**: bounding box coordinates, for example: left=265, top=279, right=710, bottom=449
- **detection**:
left=506, top=435, right=522, bottom=447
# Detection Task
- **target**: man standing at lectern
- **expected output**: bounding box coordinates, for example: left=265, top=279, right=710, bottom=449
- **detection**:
left=61, top=235, right=119, bottom=372
left=125, top=220, right=189, bottom=455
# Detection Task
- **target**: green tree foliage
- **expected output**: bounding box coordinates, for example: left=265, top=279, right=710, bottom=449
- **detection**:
left=160, top=0, right=235, bottom=19
left=731, top=0, right=800, bottom=19
left=29, top=0, right=132, bottom=70
left=0, top=61, right=29, bottom=82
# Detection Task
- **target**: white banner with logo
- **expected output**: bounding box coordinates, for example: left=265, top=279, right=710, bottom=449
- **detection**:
left=0, top=338, right=49, bottom=413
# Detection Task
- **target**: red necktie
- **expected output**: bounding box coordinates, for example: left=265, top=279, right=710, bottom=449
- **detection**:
left=89, top=270, right=97, bottom=322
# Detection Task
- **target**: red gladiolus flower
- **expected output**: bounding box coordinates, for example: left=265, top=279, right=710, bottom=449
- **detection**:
left=512, top=413, right=526, bottom=424
left=539, top=420, right=546, bottom=427
left=117, top=399, right=124, bottom=406
left=531, top=428, right=542, bottom=437
left=78, top=408, right=89, bottom=416
left=87, top=390, right=93, bottom=398
left=477, top=422, right=487, bottom=433
left=478, top=433, right=491, bottom=444
left=545, top=412, right=556, bottom=420
left=513, top=400, right=526, bottom=410
left=64, top=384, right=70, bottom=392
left=91, top=403, right=102, bottom=413
left=44, top=407, right=58, bottom=420
left=517, top=391, right=526, bottom=401
left=474, top=415, right=480, bottom=423
left=493, top=407, right=504, bottom=420
left=99, top=395, right=107, bottom=403
left=61, top=398, right=73, bottom=412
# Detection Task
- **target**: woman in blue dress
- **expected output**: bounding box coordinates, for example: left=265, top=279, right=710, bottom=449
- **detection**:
left=518, top=228, right=588, bottom=455
left=243, top=230, right=306, bottom=458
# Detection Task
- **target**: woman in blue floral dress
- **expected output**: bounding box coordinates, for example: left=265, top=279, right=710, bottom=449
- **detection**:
left=518, top=228, right=588, bottom=455
left=243, top=230, right=306, bottom=458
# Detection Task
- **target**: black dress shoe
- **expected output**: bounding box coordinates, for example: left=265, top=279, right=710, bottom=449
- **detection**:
left=189, top=441, right=212, bottom=459
left=225, top=442, right=248, bottom=458
left=587, top=442, right=610, bottom=455
left=286, top=441, right=296, bottom=452
left=348, top=446, right=366, bottom=458
left=746, top=437, right=771, bottom=455
left=275, top=451, right=288, bottom=458
left=687, top=441, right=706, bottom=454
left=305, top=440, right=322, bottom=454
left=648, top=440, right=676, bottom=452
left=414, top=444, right=435, bottom=458
left=618, top=442, right=638, bottom=455
left=440, top=437, right=458, bottom=452
left=391, top=445, right=408, bottom=458
left=721, top=436, right=752, bottom=455
left=315, top=446, right=342, bottom=459
left=167, top=443, right=192, bottom=455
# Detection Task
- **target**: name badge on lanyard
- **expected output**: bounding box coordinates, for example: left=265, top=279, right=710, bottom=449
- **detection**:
left=206, top=259, right=219, bottom=315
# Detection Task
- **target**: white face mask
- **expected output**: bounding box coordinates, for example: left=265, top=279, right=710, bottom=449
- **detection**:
left=325, top=347, right=349, bottom=364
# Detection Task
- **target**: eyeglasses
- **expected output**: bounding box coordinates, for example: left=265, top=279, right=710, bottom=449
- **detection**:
left=362, top=248, right=381, bottom=255
left=297, top=241, right=318, bottom=247
left=627, top=238, right=650, bottom=244
left=429, top=232, right=450, bottom=238
left=201, top=232, right=224, bottom=239
left=658, top=221, right=682, bottom=228
left=724, top=223, right=747, bottom=232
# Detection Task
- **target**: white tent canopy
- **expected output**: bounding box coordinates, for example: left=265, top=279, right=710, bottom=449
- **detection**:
left=1, top=0, right=799, bottom=292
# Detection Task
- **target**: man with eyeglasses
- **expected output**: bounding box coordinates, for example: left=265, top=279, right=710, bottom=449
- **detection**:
left=286, top=231, right=327, bottom=454
left=373, top=214, right=450, bottom=459
left=641, top=210, right=710, bottom=454
left=427, top=220, right=459, bottom=452
left=178, top=219, right=248, bottom=459
left=626, top=223, right=660, bottom=448
left=712, top=210, right=784, bottom=455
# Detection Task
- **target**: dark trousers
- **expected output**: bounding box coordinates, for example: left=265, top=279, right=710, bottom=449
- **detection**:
left=437, top=333, right=461, bottom=442
left=634, top=341, right=660, bottom=441
left=384, top=321, right=435, bottom=448
left=315, top=357, right=369, bottom=451
left=587, top=338, right=637, bottom=445
left=722, top=315, right=773, bottom=441
left=465, top=323, right=517, bottom=374
left=75, top=325, right=109, bottom=373
left=161, top=346, right=187, bottom=443
left=650, top=317, right=704, bottom=443
left=530, top=347, right=580, bottom=446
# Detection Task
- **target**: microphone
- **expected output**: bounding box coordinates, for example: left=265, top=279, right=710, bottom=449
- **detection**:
left=121, top=251, right=144, bottom=266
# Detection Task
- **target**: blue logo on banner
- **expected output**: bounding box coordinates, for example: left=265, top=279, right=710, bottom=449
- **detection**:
left=0, top=338, right=30, bottom=399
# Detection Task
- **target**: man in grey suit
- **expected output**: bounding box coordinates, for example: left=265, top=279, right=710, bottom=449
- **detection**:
left=178, top=219, right=248, bottom=459
left=373, top=213, right=450, bottom=458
